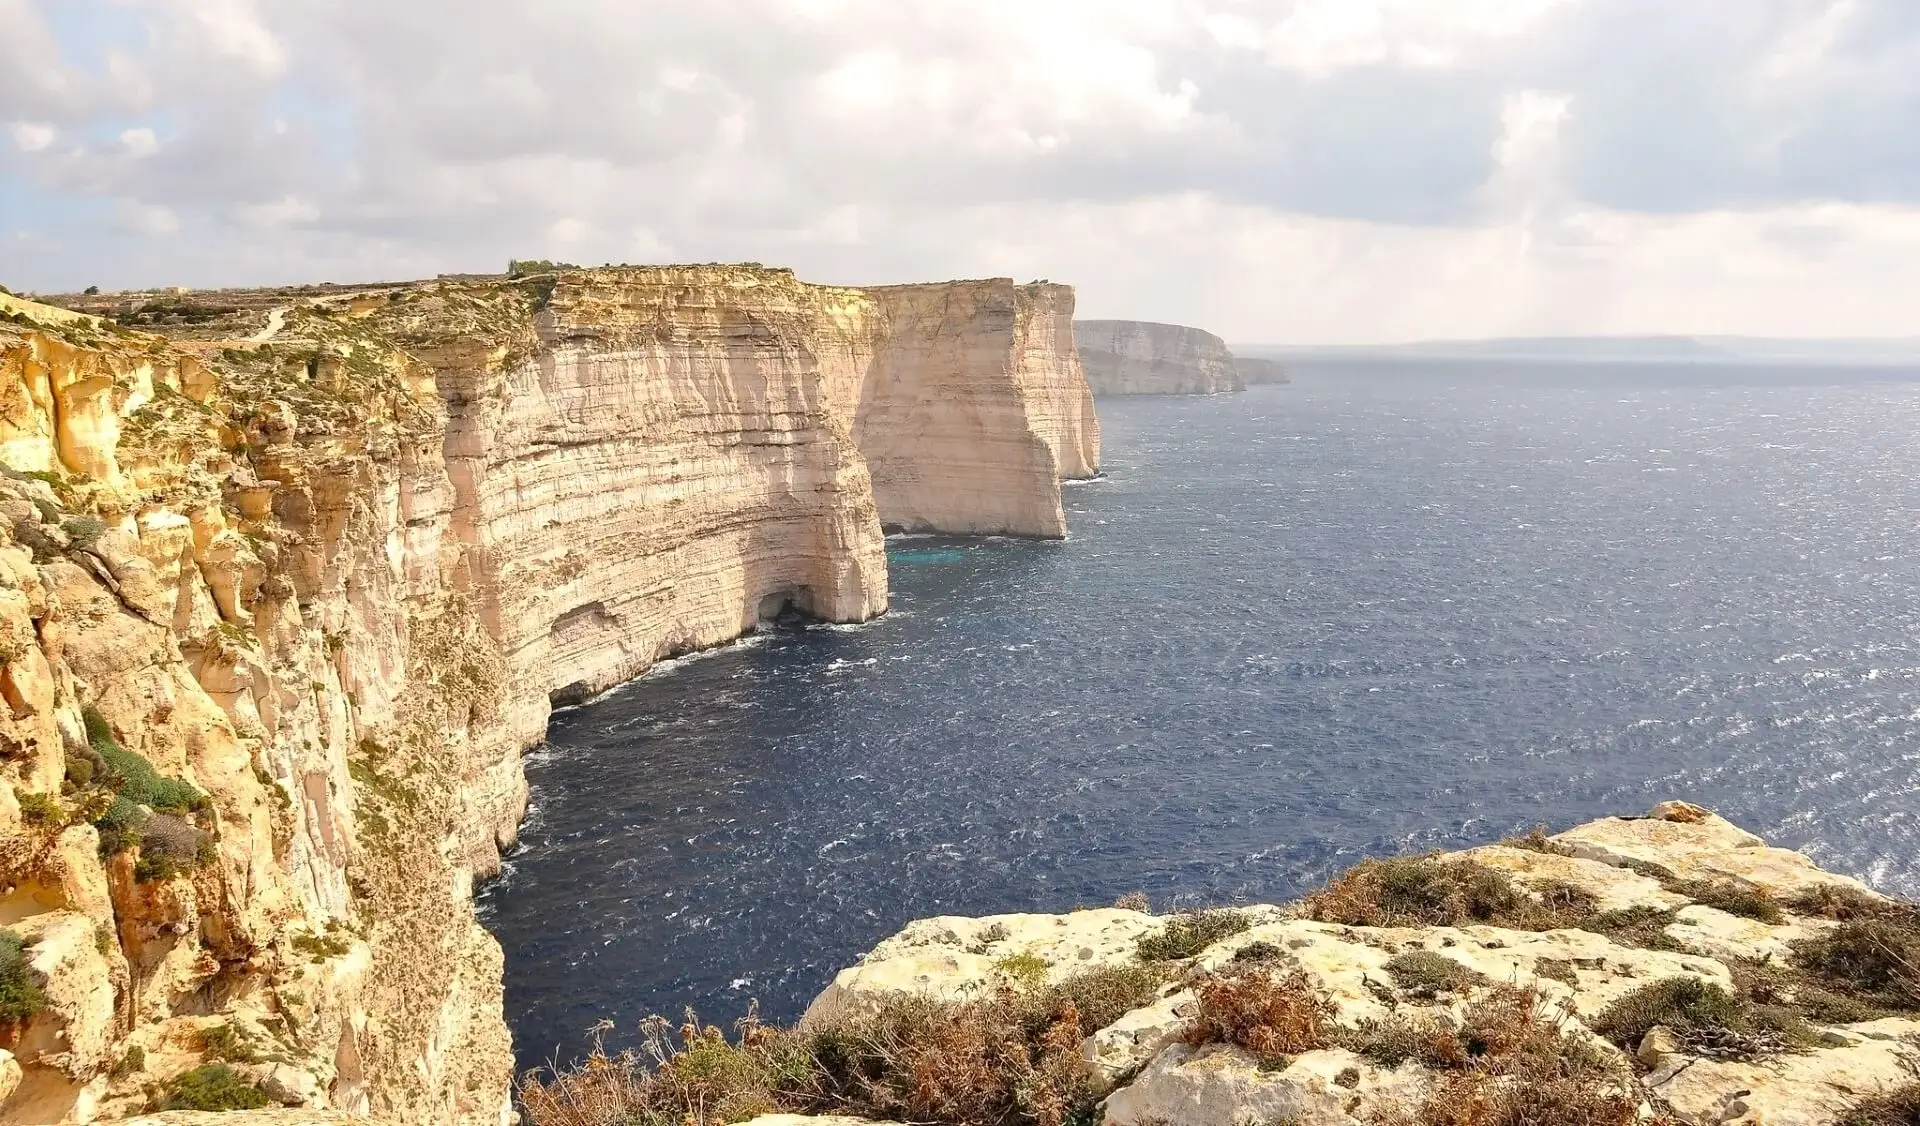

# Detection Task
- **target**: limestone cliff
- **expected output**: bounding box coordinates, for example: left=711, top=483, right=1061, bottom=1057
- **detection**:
left=1075, top=320, right=1244, bottom=396
left=0, top=266, right=1098, bottom=1124
left=861, top=282, right=1099, bottom=536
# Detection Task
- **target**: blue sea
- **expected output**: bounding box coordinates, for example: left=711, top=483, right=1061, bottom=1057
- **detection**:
left=481, top=361, right=1920, bottom=1071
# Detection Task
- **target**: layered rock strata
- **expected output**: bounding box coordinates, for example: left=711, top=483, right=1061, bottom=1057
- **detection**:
left=861, top=282, right=1098, bottom=536
left=0, top=266, right=1097, bottom=1124
left=803, top=802, right=1918, bottom=1126
left=1075, top=319, right=1245, bottom=396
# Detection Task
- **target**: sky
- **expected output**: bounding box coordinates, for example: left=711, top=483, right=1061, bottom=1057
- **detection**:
left=3, top=0, right=1919, bottom=343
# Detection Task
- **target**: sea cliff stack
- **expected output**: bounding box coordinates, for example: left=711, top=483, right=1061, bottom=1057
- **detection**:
left=1075, top=319, right=1245, bottom=395
left=0, top=266, right=1097, bottom=1124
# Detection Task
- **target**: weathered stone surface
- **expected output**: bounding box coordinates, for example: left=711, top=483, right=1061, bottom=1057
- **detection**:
left=1076, top=320, right=1244, bottom=396
left=1551, top=803, right=1879, bottom=900
left=1104, top=1044, right=1426, bottom=1126
left=1461, top=843, right=1690, bottom=913
left=803, top=908, right=1165, bottom=1022
left=1646, top=1018, right=1920, bottom=1126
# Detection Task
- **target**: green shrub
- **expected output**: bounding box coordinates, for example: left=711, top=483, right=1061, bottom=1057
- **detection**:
left=1793, top=918, right=1920, bottom=1011
left=0, top=928, right=48, bottom=1023
left=1671, top=879, right=1785, bottom=924
left=59, top=515, right=106, bottom=550
left=1590, top=976, right=1814, bottom=1061
left=1578, top=905, right=1684, bottom=951
left=83, top=705, right=207, bottom=814
left=64, top=750, right=95, bottom=787
left=159, top=1064, right=272, bottom=1111
left=133, top=813, right=213, bottom=882
left=1385, top=950, right=1486, bottom=1001
left=1043, top=962, right=1164, bottom=1031
left=95, top=793, right=147, bottom=856
left=1303, top=855, right=1589, bottom=930
left=196, top=1023, right=260, bottom=1064
left=109, top=1044, right=144, bottom=1080
left=1137, top=909, right=1251, bottom=961
left=992, top=951, right=1049, bottom=987
left=14, top=787, right=59, bottom=825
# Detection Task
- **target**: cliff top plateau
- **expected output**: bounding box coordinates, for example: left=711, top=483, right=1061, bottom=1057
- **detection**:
left=518, top=801, right=1918, bottom=1126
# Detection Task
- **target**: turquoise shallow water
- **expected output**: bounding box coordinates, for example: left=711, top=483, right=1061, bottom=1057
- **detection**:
left=482, top=362, right=1920, bottom=1070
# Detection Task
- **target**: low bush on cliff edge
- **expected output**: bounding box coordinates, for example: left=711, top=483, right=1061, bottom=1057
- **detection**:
left=1135, top=908, right=1251, bottom=961
left=83, top=705, right=208, bottom=816
left=520, top=962, right=1166, bottom=1126
left=1303, top=855, right=1593, bottom=930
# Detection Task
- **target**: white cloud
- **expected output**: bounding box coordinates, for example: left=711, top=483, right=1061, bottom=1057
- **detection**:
left=233, top=195, right=319, bottom=228
left=119, top=127, right=160, bottom=157
left=8, top=121, right=55, bottom=152
left=1225, top=0, right=1576, bottom=75
left=112, top=199, right=181, bottom=237
left=7, top=0, right=1920, bottom=341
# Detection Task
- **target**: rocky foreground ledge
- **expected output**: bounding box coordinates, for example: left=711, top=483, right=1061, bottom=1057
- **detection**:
left=521, top=802, right=1917, bottom=1126
left=116, top=802, right=1919, bottom=1126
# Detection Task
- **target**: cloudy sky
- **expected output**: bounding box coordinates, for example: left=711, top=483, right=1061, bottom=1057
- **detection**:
left=3, top=0, right=1918, bottom=342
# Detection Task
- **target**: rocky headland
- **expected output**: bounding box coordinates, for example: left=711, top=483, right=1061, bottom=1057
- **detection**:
left=1074, top=320, right=1245, bottom=396
left=518, top=801, right=1919, bottom=1126
left=0, top=266, right=1098, bottom=1124
left=1233, top=355, right=1292, bottom=385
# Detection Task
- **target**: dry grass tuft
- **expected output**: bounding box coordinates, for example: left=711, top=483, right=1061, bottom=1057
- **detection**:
left=1304, top=855, right=1590, bottom=931
left=1792, top=916, right=1920, bottom=1012
left=1669, top=878, right=1785, bottom=924
left=1358, top=987, right=1637, bottom=1126
left=1386, top=950, right=1488, bottom=1001
left=1136, top=908, right=1251, bottom=961
left=1183, top=966, right=1336, bottom=1067
left=520, top=962, right=1168, bottom=1126
left=1589, top=976, right=1815, bottom=1062
left=1500, top=827, right=1574, bottom=857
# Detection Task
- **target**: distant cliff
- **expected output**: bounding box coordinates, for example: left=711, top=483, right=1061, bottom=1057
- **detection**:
left=1075, top=320, right=1244, bottom=396
left=0, top=267, right=1098, bottom=1123
left=1232, top=356, right=1290, bottom=385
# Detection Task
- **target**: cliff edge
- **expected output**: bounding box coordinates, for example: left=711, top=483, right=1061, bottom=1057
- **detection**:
left=0, top=267, right=1098, bottom=1124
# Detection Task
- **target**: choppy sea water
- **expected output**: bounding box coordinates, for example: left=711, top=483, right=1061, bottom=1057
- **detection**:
left=481, top=361, right=1920, bottom=1071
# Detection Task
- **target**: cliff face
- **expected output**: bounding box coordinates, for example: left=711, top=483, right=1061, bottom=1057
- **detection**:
left=0, top=267, right=1097, bottom=1124
left=859, top=282, right=1099, bottom=537
left=1075, top=319, right=1245, bottom=396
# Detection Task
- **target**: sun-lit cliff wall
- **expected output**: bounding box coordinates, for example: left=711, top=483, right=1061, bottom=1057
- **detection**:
left=0, top=264, right=1101, bottom=1124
